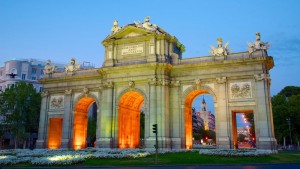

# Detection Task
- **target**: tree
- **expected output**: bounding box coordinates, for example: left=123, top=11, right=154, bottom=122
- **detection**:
left=87, top=117, right=96, bottom=147
left=244, top=113, right=256, bottom=143
left=0, top=82, right=41, bottom=149
left=238, top=134, right=247, bottom=142
left=272, top=86, right=300, bottom=145
left=279, top=86, right=300, bottom=97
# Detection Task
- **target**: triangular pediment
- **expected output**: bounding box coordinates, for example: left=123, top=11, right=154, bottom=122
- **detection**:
left=103, top=25, right=155, bottom=43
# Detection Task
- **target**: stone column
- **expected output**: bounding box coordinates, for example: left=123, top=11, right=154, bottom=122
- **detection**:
left=96, top=82, right=113, bottom=148
left=215, top=77, right=231, bottom=149
left=145, top=78, right=157, bottom=148
left=36, top=91, right=48, bottom=148
left=61, top=89, right=72, bottom=148
left=254, top=74, right=277, bottom=150
left=169, top=81, right=181, bottom=149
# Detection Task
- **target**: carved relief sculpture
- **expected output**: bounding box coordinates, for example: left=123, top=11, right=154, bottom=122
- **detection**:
left=44, top=60, right=56, bottom=78
left=247, top=32, right=270, bottom=53
left=50, top=96, right=64, bottom=109
left=209, top=38, right=231, bottom=56
left=230, top=82, right=252, bottom=99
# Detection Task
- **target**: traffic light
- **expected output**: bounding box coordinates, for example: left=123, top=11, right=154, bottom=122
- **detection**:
left=152, top=124, right=157, bottom=134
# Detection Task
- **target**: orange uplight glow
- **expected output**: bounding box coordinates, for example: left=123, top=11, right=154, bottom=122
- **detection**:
left=48, top=118, right=63, bottom=149
left=118, top=91, right=144, bottom=148
left=184, top=89, right=208, bottom=149
left=73, top=97, right=95, bottom=150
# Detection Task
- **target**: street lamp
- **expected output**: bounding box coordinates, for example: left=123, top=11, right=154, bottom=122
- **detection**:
left=286, top=118, right=292, bottom=147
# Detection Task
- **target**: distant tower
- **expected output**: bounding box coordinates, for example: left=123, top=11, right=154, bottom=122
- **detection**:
left=201, top=96, right=207, bottom=112
left=199, top=96, right=215, bottom=131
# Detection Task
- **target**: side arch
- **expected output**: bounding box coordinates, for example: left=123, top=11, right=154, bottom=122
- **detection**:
left=72, top=92, right=100, bottom=149
left=182, top=85, right=217, bottom=149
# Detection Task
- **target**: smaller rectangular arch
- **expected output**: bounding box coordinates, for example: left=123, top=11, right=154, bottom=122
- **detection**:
left=48, top=118, right=63, bottom=149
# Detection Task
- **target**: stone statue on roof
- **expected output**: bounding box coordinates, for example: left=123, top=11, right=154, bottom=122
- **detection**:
left=134, top=16, right=158, bottom=32
left=44, top=60, right=56, bottom=78
left=209, top=38, right=231, bottom=56
left=247, top=32, right=270, bottom=53
left=65, top=58, right=80, bottom=73
left=111, top=20, right=121, bottom=34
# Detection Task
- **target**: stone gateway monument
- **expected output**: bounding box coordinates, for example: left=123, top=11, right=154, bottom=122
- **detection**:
left=36, top=17, right=276, bottom=151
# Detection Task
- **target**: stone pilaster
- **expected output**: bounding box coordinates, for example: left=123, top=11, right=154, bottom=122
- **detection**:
left=96, top=82, right=113, bottom=148
left=145, top=78, right=157, bottom=148
left=169, top=80, right=181, bottom=149
left=36, top=91, right=48, bottom=148
left=215, top=77, right=231, bottom=149
left=254, top=73, right=277, bottom=150
left=61, top=89, right=72, bottom=148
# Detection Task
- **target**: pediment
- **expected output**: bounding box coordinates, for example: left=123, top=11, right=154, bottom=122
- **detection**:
left=103, top=26, right=154, bottom=43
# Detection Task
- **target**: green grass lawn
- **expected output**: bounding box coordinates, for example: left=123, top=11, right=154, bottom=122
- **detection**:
left=83, top=151, right=300, bottom=166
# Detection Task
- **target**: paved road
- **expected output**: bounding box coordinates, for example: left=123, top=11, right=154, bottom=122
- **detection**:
left=3, top=163, right=300, bottom=169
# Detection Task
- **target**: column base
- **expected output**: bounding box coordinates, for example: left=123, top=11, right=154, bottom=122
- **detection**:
left=170, top=137, right=182, bottom=149
left=145, top=137, right=171, bottom=149
left=96, top=137, right=112, bottom=148
left=216, top=136, right=231, bottom=149
left=61, top=139, right=70, bottom=149
left=36, top=140, right=45, bottom=148
left=257, top=137, right=277, bottom=150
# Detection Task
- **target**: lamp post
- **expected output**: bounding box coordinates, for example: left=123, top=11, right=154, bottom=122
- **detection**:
left=286, top=118, right=292, bottom=147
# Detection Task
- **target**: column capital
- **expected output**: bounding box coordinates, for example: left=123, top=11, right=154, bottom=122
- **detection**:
left=170, top=80, right=180, bottom=88
left=254, top=73, right=270, bottom=81
left=102, top=81, right=114, bottom=89
left=41, top=91, right=49, bottom=97
left=148, top=78, right=158, bottom=85
left=65, top=89, right=72, bottom=95
left=216, top=77, right=227, bottom=84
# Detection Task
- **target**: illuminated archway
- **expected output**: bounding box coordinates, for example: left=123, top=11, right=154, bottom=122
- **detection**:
left=184, top=89, right=212, bottom=149
left=118, top=91, right=144, bottom=148
left=73, top=97, right=95, bottom=150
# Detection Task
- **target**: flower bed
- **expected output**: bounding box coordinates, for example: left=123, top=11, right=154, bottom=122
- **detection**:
left=0, top=148, right=196, bottom=166
left=0, top=148, right=276, bottom=166
left=199, top=149, right=277, bottom=157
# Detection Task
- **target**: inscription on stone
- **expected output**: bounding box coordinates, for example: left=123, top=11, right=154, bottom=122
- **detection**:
left=121, top=44, right=143, bottom=55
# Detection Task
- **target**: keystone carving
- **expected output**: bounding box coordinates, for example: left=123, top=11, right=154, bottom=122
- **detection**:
left=128, top=81, right=135, bottom=88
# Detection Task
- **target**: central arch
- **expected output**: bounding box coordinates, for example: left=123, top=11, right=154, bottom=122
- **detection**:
left=73, top=97, right=95, bottom=150
left=118, top=91, right=144, bottom=148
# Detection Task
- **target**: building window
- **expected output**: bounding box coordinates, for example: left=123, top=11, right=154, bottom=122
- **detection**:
left=39, top=87, right=43, bottom=92
left=22, top=74, right=26, bottom=80
left=41, top=70, right=44, bottom=75
left=32, top=77, right=36, bottom=80
left=0, top=71, right=2, bottom=76
left=32, top=68, right=37, bottom=74
left=0, top=86, right=2, bottom=91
